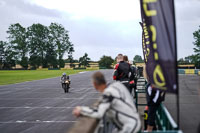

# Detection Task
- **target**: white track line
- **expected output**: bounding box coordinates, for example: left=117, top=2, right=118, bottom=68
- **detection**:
left=0, top=98, right=99, bottom=100
left=0, top=107, right=76, bottom=109
left=0, top=121, right=77, bottom=123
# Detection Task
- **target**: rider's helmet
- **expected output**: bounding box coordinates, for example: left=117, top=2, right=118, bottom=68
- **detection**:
left=63, top=73, right=66, bottom=76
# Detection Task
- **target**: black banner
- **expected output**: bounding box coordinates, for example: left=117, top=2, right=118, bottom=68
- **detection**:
left=140, top=0, right=177, bottom=93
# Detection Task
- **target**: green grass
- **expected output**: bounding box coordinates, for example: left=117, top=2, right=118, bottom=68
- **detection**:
left=0, top=69, right=97, bottom=85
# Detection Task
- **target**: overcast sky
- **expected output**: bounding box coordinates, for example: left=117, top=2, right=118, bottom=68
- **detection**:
left=0, top=0, right=200, bottom=61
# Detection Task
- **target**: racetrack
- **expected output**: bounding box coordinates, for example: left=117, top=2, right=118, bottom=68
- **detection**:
left=0, top=70, right=113, bottom=133
left=0, top=70, right=199, bottom=133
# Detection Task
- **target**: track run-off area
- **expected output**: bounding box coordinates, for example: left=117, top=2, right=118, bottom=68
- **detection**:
left=0, top=70, right=199, bottom=133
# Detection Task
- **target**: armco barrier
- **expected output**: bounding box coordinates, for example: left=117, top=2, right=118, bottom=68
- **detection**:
left=195, top=69, right=199, bottom=74
left=99, top=67, right=107, bottom=69
left=73, top=67, right=86, bottom=70
left=184, top=69, right=195, bottom=74
left=178, top=69, right=200, bottom=75
left=48, top=68, right=60, bottom=70
left=178, top=69, right=185, bottom=74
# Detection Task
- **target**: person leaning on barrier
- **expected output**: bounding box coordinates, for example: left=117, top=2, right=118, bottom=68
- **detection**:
left=143, top=66, right=165, bottom=132
left=73, top=71, right=141, bottom=133
left=113, top=54, right=132, bottom=93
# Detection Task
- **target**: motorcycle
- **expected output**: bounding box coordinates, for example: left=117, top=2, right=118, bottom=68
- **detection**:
left=61, top=80, right=71, bottom=93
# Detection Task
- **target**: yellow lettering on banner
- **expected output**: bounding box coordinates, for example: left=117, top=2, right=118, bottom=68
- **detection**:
left=150, top=25, right=156, bottom=41
left=153, top=43, right=157, bottom=49
left=150, top=25, right=158, bottom=60
left=144, top=29, right=149, bottom=39
left=154, top=52, right=158, bottom=60
left=143, top=0, right=157, bottom=17
left=153, top=64, right=166, bottom=87
left=146, top=48, right=150, bottom=56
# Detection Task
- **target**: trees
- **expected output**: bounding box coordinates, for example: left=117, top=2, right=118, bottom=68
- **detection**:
left=79, top=53, right=91, bottom=67
left=133, top=55, right=143, bottom=63
left=0, top=41, right=5, bottom=69
left=65, top=54, right=75, bottom=68
left=49, top=23, right=74, bottom=68
left=0, top=23, right=75, bottom=69
left=27, top=23, right=49, bottom=68
left=99, top=55, right=114, bottom=68
left=193, top=26, right=200, bottom=68
left=7, top=23, right=28, bottom=69
left=0, top=41, right=16, bottom=69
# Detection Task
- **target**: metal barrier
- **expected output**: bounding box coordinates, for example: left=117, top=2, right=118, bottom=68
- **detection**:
left=156, top=104, right=178, bottom=130
left=135, top=89, right=146, bottom=109
left=139, top=103, right=182, bottom=133
left=135, top=77, right=182, bottom=133
left=135, top=77, right=147, bottom=109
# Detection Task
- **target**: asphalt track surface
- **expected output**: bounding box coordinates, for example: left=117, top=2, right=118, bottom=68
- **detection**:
left=0, top=70, right=199, bottom=133
left=164, top=75, right=200, bottom=133
left=0, top=70, right=113, bottom=133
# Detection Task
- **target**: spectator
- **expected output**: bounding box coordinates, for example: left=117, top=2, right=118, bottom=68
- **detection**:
left=123, top=55, right=129, bottom=63
left=73, top=72, right=141, bottom=133
left=143, top=66, right=165, bottom=131
left=123, top=55, right=137, bottom=97
left=113, top=54, right=132, bottom=93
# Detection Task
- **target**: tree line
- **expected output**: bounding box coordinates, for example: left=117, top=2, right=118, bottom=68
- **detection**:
left=0, top=22, right=148, bottom=70
left=0, top=23, right=74, bottom=69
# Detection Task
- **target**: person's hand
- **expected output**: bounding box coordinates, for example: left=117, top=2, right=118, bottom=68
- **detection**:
left=73, top=106, right=81, bottom=117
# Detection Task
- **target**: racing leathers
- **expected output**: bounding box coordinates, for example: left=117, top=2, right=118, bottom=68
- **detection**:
left=61, top=75, right=70, bottom=83
left=61, top=75, right=70, bottom=92
left=113, top=61, right=132, bottom=92
left=79, top=82, right=141, bottom=133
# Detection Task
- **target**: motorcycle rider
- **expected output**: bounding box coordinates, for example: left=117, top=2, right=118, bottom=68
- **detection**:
left=113, top=54, right=132, bottom=93
left=61, top=73, right=70, bottom=93
left=73, top=72, right=141, bottom=133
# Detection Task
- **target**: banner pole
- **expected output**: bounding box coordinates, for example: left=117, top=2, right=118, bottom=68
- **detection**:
left=172, top=0, right=180, bottom=129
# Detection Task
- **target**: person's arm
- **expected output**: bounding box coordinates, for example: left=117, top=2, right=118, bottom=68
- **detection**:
left=129, top=66, right=135, bottom=81
left=80, top=93, right=113, bottom=119
left=113, top=64, right=119, bottom=80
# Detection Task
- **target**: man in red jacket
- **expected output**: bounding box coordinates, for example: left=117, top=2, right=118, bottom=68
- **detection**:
left=113, top=54, right=132, bottom=92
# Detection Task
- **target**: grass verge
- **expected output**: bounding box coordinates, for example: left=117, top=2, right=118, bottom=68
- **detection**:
left=0, top=69, right=97, bottom=85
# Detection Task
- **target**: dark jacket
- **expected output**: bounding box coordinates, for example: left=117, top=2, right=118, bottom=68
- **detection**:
left=113, top=61, right=131, bottom=81
left=145, top=83, right=165, bottom=106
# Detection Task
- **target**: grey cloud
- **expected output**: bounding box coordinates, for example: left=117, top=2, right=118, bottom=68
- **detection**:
left=1, top=0, right=61, bottom=18
left=0, top=0, right=62, bottom=41
left=60, top=18, right=142, bottom=60
left=175, top=0, right=200, bottom=58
